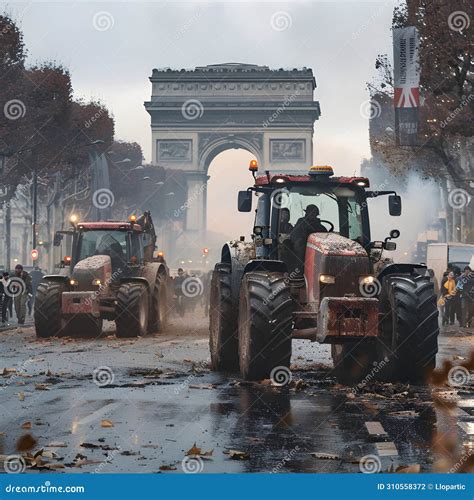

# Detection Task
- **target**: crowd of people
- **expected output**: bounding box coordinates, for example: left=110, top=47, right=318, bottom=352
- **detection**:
left=172, top=268, right=212, bottom=317
left=0, top=264, right=43, bottom=326
left=437, top=265, right=474, bottom=328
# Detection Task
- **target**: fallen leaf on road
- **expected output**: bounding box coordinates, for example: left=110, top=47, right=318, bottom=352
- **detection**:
left=395, top=464, right=421, bottom=473
left=224, top=450, right=250, bottom=460
left=388, top=410, right=419, bottom=417
left=80, top=442, right=100, bottom=449
left=34, top=449, right=60, bottom=460
left=47, top=441, right=67, bottom=448
left=185, top=443, right=213, bottom=458
left=1, top=368, right=17, bottom=376
left=16, top=434, right=37, bottom=452
left=101, top=419, right=114, bottom=428
left=310, top=452, right=340, bottom=460
left=35, top=383, right=51, bottom=391
left=186, top=443, right=201, bottom=456
left=188, top=384, right=215, bottom=390
left=18, top=392, right=25, bottom=401
left=159, top=465, right=177, bottom=471
left=21, top=422, right=32, bottom=429
left=43, top=462, right=65, bottom=470
left=293, top=379, right=307, bottom=391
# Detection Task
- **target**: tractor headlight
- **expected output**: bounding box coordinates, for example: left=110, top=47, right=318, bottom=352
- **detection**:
left=69, top=278, right=78, bottom=286
left=319, top=274, right=336, bottom=284
left=359, top=275, right=375, bottom=285
left=92, top=279, right=102, bottom=286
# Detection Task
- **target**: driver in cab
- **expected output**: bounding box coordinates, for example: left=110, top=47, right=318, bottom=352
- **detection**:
left=290, top=204, right=328, bottom=274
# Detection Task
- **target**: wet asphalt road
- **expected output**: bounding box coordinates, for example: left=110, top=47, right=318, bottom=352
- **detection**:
left=0, top=310, right=472, bottom=474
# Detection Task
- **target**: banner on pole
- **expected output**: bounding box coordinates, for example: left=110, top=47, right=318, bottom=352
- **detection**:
left=393, top=26, right=420, bottom=146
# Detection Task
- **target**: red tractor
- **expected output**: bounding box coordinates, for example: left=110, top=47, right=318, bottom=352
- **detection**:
left=210, top=163, right=439, bottom=384
left=34, top=212, right=169, bottom=338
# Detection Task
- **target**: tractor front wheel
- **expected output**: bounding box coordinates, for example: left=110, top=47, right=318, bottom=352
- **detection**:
left=34, top=281, right=65, bottom=338
left=209, top=264, right=239, bottom=371
left=377, top=274, right=439, bottom=383
left=238, top=271, right=293, bottom=381
left=116, top=282, right=149, bottom=338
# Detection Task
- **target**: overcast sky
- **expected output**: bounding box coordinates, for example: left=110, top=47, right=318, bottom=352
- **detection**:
left=6, top=0, right=398, bottom=237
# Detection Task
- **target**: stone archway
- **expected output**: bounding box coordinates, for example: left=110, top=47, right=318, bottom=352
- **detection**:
left=145, top=63, right=320, bottom=233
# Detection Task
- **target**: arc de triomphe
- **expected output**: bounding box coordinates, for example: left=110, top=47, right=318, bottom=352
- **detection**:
left=144, top=63, right=320, bottom=232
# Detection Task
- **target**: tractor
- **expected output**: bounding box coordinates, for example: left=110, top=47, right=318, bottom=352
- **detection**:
left=34, top=211, right=169, bottom=338
left=209, top=162, right=439, bottom=384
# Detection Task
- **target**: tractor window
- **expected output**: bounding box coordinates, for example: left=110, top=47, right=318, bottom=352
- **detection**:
left=130, top=233, right=145, bottom=263
left=77, top=230, right=128, bottom=270
left=276, top=185, right=364, bottom=242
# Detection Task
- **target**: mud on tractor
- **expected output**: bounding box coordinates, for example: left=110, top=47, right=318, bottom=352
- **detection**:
left=34, top=212, right=169, bottom=338
left=210, top=163, right=439, bottom=384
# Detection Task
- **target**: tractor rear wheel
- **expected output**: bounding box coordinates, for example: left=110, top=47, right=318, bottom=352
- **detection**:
left=238, top=271, right=293, bottom=381
left=377, top=274, right=439, bottom=383
left=34, top=281, right=65, bottom=338
left=331, top=341, right=376, bottom=385
left=149, top=277, right=167, bottom=334
left=116, top=282, right=149, bottom=338
left=209, top=264, right=239, bottom=371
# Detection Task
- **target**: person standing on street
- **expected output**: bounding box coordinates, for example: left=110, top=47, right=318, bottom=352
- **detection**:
left=28, top=266, right=44, bottom=315
left=456, top=266, right=473, bottom=327
left=13, top=264, right=32, bottom=325
left=443, top=271, right=457, bottom=326
left=0, top=272, right=12, bottom=325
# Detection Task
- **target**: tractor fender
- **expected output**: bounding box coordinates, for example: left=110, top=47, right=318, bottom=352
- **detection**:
left=220, top=240, right=256, bottom=309
left=42, top=275, right=70, bottom=283
left=377, top=263, right=427, bottom=282
left=140, top=262, right=169, bottom=291
left=119, top=276, right=150, bottom=291
left=243, top=259, right=287, bottom=275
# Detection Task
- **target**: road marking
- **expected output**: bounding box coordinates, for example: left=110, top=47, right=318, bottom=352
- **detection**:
left=365, top=421, right=388, bottom=437
left=73, top=402, right=122, bottom=428
left=375, top=442, right=398, bottom=456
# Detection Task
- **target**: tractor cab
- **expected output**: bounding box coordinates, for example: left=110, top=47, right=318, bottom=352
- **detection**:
left=238, top=163, right=402, bottom=278
left=54, top=212, right=157, bottom=273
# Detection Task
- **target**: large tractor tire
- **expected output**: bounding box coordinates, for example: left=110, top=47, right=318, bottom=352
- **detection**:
left=34, top=281, right=65, bottom=338
left=115, top=282, right=149, bottom=338
left=238, top=271, right=293, bottom=381
left=209, top=264, right=239, bottom=371
left=377, top=274, right=439, bottom=383
left=148, top=276, right=167, bottom=334
left=331, top=340, right=377, bottom=385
